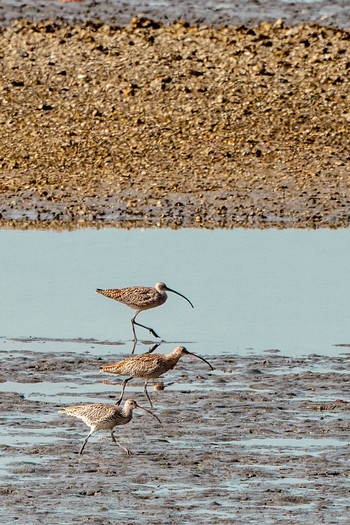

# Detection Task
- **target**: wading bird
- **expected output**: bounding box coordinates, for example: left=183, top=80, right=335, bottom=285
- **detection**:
left=59, top=398, right=161, bottom=455
left=101, top=346, right=214, bottom=409
left=96, top=282, right=194, bottom=350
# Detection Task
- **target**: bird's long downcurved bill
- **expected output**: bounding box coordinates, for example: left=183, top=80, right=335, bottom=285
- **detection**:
left=136, top=404, right=162, bottom=424
left=188, top=352, right=214, bottom=370
left=166, top=287, right=194, bottom=308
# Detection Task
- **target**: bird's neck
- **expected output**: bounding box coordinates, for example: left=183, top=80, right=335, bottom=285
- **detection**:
left=122, top=407, right=133, bottom=419
left=165, top=351, right=182, bottom=368
left=158, top=290, right=167, bottom=302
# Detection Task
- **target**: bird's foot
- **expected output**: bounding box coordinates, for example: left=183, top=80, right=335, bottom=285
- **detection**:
left=148, top=328, right=160, bottom=339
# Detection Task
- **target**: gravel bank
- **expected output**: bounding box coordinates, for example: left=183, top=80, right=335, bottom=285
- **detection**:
left=0, top=19, right=349, bottom=229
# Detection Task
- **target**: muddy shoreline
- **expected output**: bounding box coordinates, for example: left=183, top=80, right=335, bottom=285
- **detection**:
left=0, top=19, right=349, bottom=230
left=1, top=343, right=349, bottom=523
left=1, top=0, right=350, bottom=30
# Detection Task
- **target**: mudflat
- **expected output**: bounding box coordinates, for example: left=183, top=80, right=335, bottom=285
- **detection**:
left=1, top=343, right=349, bottom=523
left=0, top=19, right=349, bottom=229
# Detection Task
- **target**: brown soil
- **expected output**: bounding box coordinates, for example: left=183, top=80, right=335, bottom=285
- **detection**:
left=0, top=19, right=349, bottom=229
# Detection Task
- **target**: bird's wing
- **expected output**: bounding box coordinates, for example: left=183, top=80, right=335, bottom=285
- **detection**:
left=101, top=353, right=166, bottom=377
left=59, top=404, right=116, bottom=424
left=132, top=354, right=166, bottom=376
left=97, top=286, right=160, bottom=309
left=122, top=287, right=160, bottom=308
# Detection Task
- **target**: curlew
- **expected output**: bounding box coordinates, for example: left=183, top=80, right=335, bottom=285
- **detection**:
left=59, top=398, right=161, bottom=455
left=96, top=282, right=194, bottom=350
left=101, top=346, right=214, bottom=409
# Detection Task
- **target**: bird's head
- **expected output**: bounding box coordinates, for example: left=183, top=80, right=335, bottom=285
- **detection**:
left=155, top=283, right=194, bottom=308
left=155, top=282, right=167, bottom=291
left=174, top=346, right=214, bottom=370
left=124, top=399, right=139, bottom=410
left=124, top=399, right=162, bottom=424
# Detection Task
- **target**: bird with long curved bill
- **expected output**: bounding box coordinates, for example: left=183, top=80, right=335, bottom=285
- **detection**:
left=101, top=346, right=214, bottom=409
left=59, top=399, right=161, bottom=455
left=96, top=282, right=194, bottom=351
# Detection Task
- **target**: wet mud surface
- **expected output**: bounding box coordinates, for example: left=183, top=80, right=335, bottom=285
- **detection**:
left=0, top=19, right=349, bottom=230
left=1, top=0, right=350, bottom=29
left=1, top=338, right=349, bottom=523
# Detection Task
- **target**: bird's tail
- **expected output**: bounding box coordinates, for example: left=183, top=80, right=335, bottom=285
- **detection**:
left=96, top=288, right=124, bottom=301
left=100, top=363, right=120, bottom=373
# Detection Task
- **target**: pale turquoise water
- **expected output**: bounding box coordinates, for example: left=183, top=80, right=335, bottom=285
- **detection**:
left=1, top=228, right=350, bottom=356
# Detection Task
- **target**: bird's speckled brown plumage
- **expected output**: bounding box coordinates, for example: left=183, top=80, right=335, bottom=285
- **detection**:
left=101, top=347, right=186, bottom=378
left=96, top=283, right=193, bottom=350
left=96, top=285, right=167, bottom=311
left=59, top=401, right=133, bottom=429
left=59, top=398, right=161, bottom=454
left=101, top=346, right=213, bottom=408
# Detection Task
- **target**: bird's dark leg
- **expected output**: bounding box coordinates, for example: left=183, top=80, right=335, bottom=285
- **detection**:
left=111, top=431, right=132, bottom=455
left=131, top=312, right=139, bottom=342
left=79, top=431, right=92, bottom=454
left=132, top=311, right=160, bottom=339
left=134, top=321, right=160, bottom=339
left=144, top=379, right=154, bottom=409
left=116, top=377, right=133, bottom=405
left=131, top=339, right=137, bottom=354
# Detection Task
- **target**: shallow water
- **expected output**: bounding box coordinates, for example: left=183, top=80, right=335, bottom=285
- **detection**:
left=1, top=228, right=350, bottom=356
